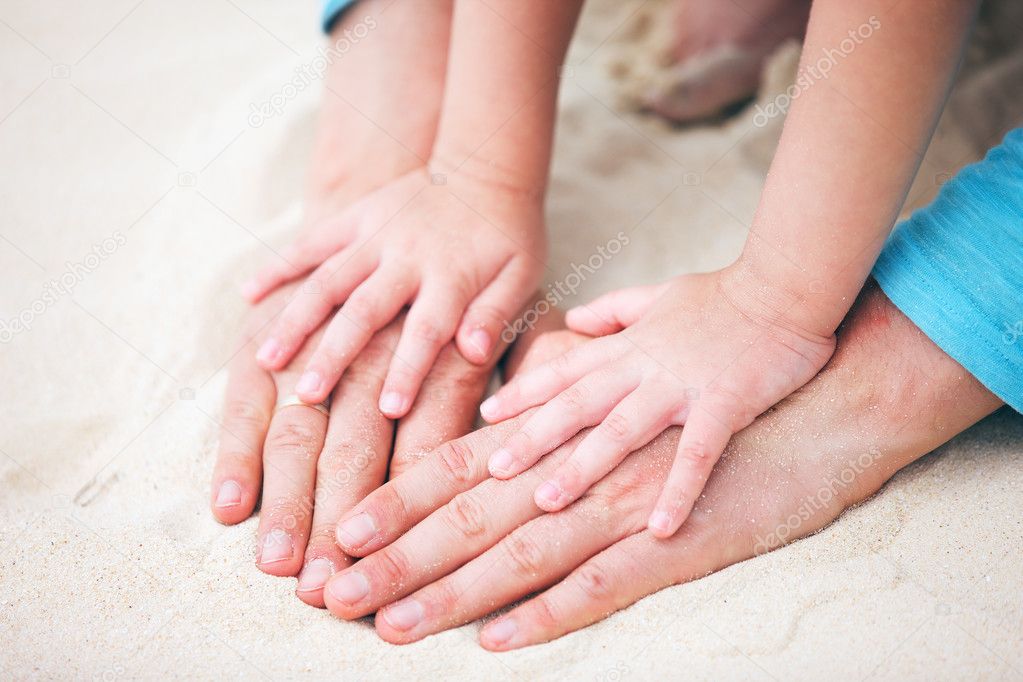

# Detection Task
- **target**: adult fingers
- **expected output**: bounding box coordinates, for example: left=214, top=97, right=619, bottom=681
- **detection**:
left=456, top=259, right=538, bottom=365
left=479, top=334, right=624, bottom=422
left=210, top=349, right=276, bottom=525
left=371, top=496, right=629, bottom=645
left=487, top=368, right=639, bottom=480
left=296, top=324, right=399, bottom=607
left=255, top=248, right=376, bottom=371
left=564, top=282, right=670, bottom=336
left=333, top=418, right=525, bottom=557
left=389, top=342, right=493, bottom=479
left=296, top=264, right=416, bottom=403
left=480, top=529, right=699, bottom=651
left=378, top=280, right=472, bottom=418
left=324, top=449, right=561, bottom=619
left=534, top=382, right=676, bottom=512
left=252, top=397, right=329, bottom=576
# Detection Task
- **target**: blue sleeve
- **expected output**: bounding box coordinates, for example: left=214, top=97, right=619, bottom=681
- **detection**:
left=322, top=0, right=359, bottom=33
left=872, top=127, right=1023, bottom=412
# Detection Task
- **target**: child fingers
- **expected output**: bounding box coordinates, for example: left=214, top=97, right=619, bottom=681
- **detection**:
left=455, top=259, right=539, bottom=365
left=479, top=335, right=625, bottom=422
left=648, top=408, right=734, bottom=538
left=378, top=283, right=471, bottom=418
left=241, top=231, right=349, bottom=303
left=487, top=368, right=639, bottom=480
left=296, top=266, right=416, bottom=404
left=256, top=250, right=375, bottom=370
left=564, top=282, right=670, bottom=336
left=535, top=384, right=675, bottom=512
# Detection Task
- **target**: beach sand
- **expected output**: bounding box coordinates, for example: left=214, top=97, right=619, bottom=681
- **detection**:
left=1, top=1, right=1021, bottom=678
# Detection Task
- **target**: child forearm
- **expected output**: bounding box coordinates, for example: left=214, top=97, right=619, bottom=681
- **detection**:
left=729, top=0, right=979, bottom=337
left=430, top=0, right=585, bottom=196
left=307, top=0, right=454, bottom=204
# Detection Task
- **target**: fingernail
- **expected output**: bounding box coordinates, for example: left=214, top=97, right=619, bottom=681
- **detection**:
left=296, top=558, right=335, bottom=593
left=336, top=512, right=377, bottom=550
left=260, top=529, right=293, bottom=565
left=296, top=371, right=322, bottom=396
left=239, top=278, right=260, bottom=300
left=535, top=481, right=565, bottom=508
left=256, top=338, right=282, bottom=365
left=328, top=570, right=369, bottom=604
left=489, top=448, right=514, bottom=476
left=381, top=599, right=424, bottom=631
left=469, top=328, right=491, bottom=359
left=648, top=510, right=673, bottom=535
left=215, top=480, right=242, bottom=508
left=483, top=618, right=518, bottom=647
left=480, top=396, right=500, bottom=421
left=379, top=392, right=408, bottom=416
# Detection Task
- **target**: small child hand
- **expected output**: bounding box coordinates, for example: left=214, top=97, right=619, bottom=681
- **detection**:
left=563, top=281, right=669, bottom=336
left=480, top=269, right=837, bottom=537
left=249, top=167, right=545, bottom=418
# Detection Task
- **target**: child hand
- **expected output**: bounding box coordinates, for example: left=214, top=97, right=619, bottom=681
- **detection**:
left=250, top=167, right=546, bottom=418
left=563, top=281, right=669, bottom=336
left=480, top=269, right=837, bottom=537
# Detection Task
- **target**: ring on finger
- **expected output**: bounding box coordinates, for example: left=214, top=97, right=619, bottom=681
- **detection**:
left=275, top=393, right=331, bottom=417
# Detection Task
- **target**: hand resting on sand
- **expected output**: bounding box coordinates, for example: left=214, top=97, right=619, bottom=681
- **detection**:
left=322, top=283, right=1001, bottom=648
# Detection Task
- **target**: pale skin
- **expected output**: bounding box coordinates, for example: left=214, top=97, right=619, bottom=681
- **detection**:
left=324, top=283, right=1002, bottom=648
left=245, top=1, right=586, bottom=420
left=212, top=1, right=507, bottom=602
left=482, top=0, right=981, bottom=538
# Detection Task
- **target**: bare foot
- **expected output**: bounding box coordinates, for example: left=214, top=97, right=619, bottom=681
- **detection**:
left=647, top=0, right=811, bottom=122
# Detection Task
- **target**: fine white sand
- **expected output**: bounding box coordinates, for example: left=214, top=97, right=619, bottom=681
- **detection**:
left=2, top=1, right=1021, bottom=678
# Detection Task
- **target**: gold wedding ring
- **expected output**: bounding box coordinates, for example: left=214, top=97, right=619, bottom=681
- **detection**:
left=275, top=393, right=331, bottom=417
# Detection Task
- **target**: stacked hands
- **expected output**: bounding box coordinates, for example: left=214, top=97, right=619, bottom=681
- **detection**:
left=209, top=0, right=995, bottom=651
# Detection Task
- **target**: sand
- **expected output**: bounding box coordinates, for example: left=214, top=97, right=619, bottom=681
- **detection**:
left=1, top=0, right=1021, bottom=679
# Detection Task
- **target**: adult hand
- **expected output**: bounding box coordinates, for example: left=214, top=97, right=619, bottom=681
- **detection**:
left=322, top=285, right=1001, bottom=645
left=209, top=282, right=492, bottom=607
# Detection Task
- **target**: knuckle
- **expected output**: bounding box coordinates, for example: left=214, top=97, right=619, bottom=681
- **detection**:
left=443, top=492, right=489, bottom=538
left=435, top=439, right=478, bottom=485
left=528, top=595, right=561, bottom=630
left=340, top=364, right=388, bottom=392
left=376, top=483, right=412, bottom=526
left=424, top=578, right=461, bottom=613
left=556, top=385, right=587, bottom=413
left=599, top=412, right=632, bottom=441
left=573, top=563, right=614, bottom=601
left=407, top=319, right=446, bottom=346
left=306, top=525, right=341, bottom=553
left=342, top=295, right=376, bottom=329
left=548, top=352, right=575, bottom=380
left=261, top=496, right=312, bottom=532
left=266, top=420, right=323, bottom=456
left=371, top=546, right=413, bottom=588
left=224, top=398, right=268, bottom=430
left=503, top=528, right=547, bottom=578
